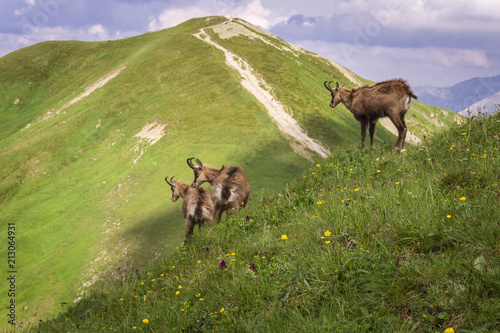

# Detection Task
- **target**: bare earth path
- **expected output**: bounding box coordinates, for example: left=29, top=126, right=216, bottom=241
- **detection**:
left=193, top=21, right=330, bottom=159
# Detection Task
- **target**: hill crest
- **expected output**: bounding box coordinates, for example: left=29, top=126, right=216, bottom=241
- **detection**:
left=0, top=15, right=462, bottom=327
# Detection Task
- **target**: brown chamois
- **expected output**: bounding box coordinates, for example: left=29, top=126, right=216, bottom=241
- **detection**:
left=187, top=158, right=250, bottom=221
left=165, top=177, right=214, bottom=245
left=324, top=79, right=418, bottom=153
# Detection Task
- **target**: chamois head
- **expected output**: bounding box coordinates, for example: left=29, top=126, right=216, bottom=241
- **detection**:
left=187, top=157, right=211, bottom=187
left=165, top=176, right=181, bottom=202
left=324, top=81, right=345, bottom=108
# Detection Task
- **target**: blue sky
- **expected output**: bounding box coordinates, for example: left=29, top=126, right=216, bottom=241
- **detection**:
left=1, top=0, right=499, bottom=87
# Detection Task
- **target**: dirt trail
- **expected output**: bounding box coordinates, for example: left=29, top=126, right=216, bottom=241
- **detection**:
left=23, top=65, right=127, bottom=130
left=58, top=65, right=127, bottom=113
left=194, top=22, right=330, bottom=159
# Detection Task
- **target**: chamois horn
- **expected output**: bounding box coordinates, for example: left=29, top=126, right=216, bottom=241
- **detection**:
left=165, top=176, right=175, bottom=186
left=324, top=81, right=333, bottom=91
left=187, top=157, right=196, bottom=169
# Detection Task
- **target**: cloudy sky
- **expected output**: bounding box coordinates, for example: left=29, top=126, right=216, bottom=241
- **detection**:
left=1, top=0, right=499, bottom=87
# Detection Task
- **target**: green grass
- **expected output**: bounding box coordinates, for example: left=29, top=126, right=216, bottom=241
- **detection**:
left=32, top=111, right=500, bottom=332
left=0, top=16, right=462, bottom=329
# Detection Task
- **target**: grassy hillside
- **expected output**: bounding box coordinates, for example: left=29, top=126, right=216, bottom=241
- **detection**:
left=0, top=16, right=461, bottom=327
left=33, top=110, right=499, bottom=332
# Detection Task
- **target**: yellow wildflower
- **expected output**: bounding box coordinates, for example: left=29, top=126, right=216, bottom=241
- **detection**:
left=325, top=230, right=332, bottom=237
left=220, top=308, right=225, bottom=313
left=444, top=328, right=454, bottom=333
left=143, top=319, right=149, bottom=324
left=460, top=197, right=466, bottom=201
left=281, top=235, right=288, bottom=240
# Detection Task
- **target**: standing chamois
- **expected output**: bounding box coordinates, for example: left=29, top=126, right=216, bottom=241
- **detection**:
left=187, top=158, right=250, bottom=221
left=165, top=177, right=214, bottom=245
left=324, top=79, right=418, bottom=153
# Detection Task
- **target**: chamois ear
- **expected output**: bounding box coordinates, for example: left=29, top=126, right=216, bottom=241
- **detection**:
left=336, top=82, right=340, bottom=89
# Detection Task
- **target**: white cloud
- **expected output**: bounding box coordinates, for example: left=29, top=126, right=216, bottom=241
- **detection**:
left=368, top=46, right=489, bottom=69
left=350, top=0, right=500, bottom=33
left=148, top=7, right=210, bottom=31
left=296, top=39, right=491, bottom=86
left=88, top=24, right=108, bottom=39
left=147, top=0, right=279, bottom=31
left=233, top=0, right=273, bottom=29
left=14, top=0, right=37, bottom=16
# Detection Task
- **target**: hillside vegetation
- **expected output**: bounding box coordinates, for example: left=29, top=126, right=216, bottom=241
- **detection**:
left=1, top=16, right=462, bottom=326
left=34, top=111, right=499, bottom=332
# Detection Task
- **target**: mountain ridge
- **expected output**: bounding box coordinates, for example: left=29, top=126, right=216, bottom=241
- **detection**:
left=0, top=15, right=461, bottom=327
left=414, top=74, right=500, bottom=115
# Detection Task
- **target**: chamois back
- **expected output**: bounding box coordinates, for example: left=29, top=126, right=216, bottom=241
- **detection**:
left=187, top=158, right=250, bottom=221
left=165, top=177, right=213, bottom=244
left=324, top=79, right=417, bottom=153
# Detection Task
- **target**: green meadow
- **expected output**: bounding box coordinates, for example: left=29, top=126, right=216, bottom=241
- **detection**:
left=1, top=16, right=465, bottom=329
left=35, top=110, right=499, bottom=332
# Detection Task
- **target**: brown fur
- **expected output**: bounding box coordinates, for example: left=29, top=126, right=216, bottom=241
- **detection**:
left=187, top=158, right=250, bottom=221
left=324, top=79, right=418, bottom=153
left=165, top=177, right=214, bottom=245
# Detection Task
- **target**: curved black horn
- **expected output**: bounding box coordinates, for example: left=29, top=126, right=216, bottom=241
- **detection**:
left=187, top=157, right=196, bottom=169
left=195, top=159, right=203, bottom=167
left=324, top=81, right=333, bottom=91
left=165, top=176, right=175, bottom=186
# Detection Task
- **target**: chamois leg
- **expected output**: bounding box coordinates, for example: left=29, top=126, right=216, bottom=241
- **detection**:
left=203, top=215, right=213, bottom=227
left=360, top=120, right=368, bottom=151
left=213, top=203, right=225, bottom=222
left=389, top=115, right=407, bottom=153
left=401, top=116, right=408, bottom=148
left=369, top=120, right=377, bottom=150
left=184, top=219, right=195, bottom=245
left=225, top=207, right=235, bottom=218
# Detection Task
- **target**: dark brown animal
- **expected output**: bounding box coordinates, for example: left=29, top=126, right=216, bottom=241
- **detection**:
left=187, top=158, right=250, bottom=221
left=324, top=79, right=418, bottom=153
left=165, top=177, right=214, bottom=245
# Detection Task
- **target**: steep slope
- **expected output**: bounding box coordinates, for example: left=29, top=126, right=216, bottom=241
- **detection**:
left=0, top=16, right=459, bottom=327
left=36, top=110, right=500, bottom=333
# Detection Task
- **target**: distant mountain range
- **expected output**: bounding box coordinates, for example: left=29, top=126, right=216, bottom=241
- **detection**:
left=414, top=74, right=500, bottom=116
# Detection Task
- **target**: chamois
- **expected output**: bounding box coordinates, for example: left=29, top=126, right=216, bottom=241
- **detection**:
left=165, top=177, right=214, bottom=245
left=324, top=79, right=418, bottom=153
left=187, top=158, right=250, bottom=221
